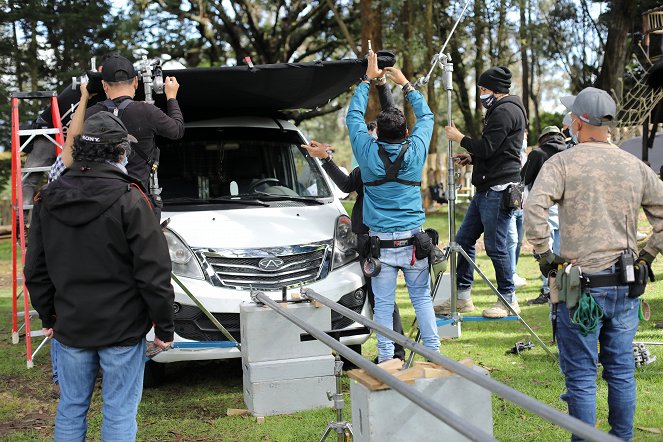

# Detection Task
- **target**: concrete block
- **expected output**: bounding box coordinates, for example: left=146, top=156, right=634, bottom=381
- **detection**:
left=240, top=302, right=332, bottom=363
left=350, top=366, right=493, bottom=442
left=243, top=371, right=334, bottom=416
left=243, top=355, right=334, bottom=383
left=438, top=320, right=462, bottom=339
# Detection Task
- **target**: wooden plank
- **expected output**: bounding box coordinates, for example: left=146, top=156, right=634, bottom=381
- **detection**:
left=347, top=369, right=389, bottom=391
left=422, top=367, right=454, bottom=378
left=377, top=358, right=404, bottom=373
left=393, top=367, right=425, bottom=383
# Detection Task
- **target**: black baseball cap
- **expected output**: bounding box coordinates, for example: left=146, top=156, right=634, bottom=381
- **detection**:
left=80, top=112, right=138, bottom=144
left=101, top=54, right=137, bottom=82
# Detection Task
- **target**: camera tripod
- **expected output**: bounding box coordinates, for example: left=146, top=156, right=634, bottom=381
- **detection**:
left=413, top=27, right=555, bottom=361
left=318, top=353, right=353, bottom=442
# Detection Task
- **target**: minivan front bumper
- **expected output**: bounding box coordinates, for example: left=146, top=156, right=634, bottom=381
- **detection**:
left=148, top=261, right=370, bottom=362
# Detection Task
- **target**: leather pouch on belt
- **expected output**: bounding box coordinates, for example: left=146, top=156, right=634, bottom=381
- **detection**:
left=556, top=265, right=583, bottom=309
left=549, top=271, right=559, bottom=304
left=556, top=265, right=582, bottom=310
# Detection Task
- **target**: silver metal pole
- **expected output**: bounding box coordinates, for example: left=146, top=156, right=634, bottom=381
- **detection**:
left=171, top=273, right=240, bottom=348
left=252, top=290, right=497, bottom=442
left=301, top=288, right=621, bottom=442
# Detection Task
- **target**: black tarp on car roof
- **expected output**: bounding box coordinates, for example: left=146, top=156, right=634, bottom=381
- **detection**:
left=40, top=53, right=395, bottom=125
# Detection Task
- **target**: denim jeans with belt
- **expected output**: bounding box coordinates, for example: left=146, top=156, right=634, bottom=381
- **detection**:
left=370, top=227, right=440, bottom=362
left=455, top=189, right=515, bottom=300
left=55, top=340, right=146, bottom=442
left=556, top=267, right=639, bottom=442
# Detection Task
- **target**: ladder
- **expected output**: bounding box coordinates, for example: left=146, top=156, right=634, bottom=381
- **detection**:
left=10, top=91, right=64, bottom=368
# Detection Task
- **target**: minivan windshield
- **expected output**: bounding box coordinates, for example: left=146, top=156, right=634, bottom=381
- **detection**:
left=157, top=127, right=332, bottom=204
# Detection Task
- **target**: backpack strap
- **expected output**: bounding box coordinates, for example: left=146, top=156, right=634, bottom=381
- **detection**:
left=364, top=141, right=421, bottom=187
left=100, top=99, right=155, bottom=168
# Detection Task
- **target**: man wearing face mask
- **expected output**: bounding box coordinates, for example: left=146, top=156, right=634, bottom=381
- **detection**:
left=524, top=87, right=663, bottom=441
left=54, top=54, right=185, bottom=218
left=25, top=111, right=174, bottom=441
left=443, top=66, right=527, bottom=318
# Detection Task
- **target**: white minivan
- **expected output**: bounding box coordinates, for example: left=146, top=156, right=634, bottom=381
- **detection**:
left=144, top=115, right=370, bottom=382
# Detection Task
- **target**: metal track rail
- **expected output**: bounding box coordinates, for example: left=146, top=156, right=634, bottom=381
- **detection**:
left=251, top=290, right=497, bottom=442
left=300, top=288, right=620, bottom=442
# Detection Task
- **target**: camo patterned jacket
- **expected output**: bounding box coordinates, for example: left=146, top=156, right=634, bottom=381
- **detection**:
left=524, top=142, right=663, bottom=274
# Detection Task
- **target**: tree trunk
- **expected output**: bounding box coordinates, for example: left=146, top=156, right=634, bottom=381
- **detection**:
left=519, top=0, right=530, bottom=121
left=360, top=0, right=383, bottom=121
left=422, top=0, right=439, bottom=210
left=29, top=14, right=38, bottom=92
left=495, top=0, right=508, bottom=64
left=451, top=45, right=479, bottom=139
left=596, top=0, right=637, bottom=98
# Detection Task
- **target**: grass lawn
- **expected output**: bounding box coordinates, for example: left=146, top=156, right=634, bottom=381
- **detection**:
left=1, top=205, right=662, bottom=441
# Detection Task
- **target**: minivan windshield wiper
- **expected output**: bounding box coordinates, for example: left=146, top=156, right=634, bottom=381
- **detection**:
left=248, top=191, right=326, bottom=205
left=163, top=197, right=269, bottom=207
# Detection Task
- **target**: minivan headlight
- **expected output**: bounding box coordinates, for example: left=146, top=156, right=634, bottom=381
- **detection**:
left=332, top=215, right=358, bottom=270
left=163, top=230, right=204, bottom=279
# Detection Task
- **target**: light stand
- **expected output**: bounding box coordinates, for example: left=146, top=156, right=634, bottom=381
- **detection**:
left=318, top=353, right=353, bottom=442
left=411, top=7, right=555, bottom=359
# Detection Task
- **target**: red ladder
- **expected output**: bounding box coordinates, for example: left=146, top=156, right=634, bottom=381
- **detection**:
left=10, top=91, right=63, bottom=368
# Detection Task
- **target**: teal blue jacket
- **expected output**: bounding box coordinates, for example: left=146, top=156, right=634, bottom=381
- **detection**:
left=346, top=82, right=434, bottom=232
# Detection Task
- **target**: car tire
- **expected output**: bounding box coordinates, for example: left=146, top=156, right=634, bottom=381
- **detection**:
left=143, top=360, right=166, bottom=388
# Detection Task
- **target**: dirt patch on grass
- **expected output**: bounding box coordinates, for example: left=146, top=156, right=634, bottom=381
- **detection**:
left=0, top=409, right=52, bottom=438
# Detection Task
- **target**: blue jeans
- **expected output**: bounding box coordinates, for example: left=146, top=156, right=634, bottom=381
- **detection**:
left=55, top=340, right=146, bottom=442
left=51, top=338, right=60, bottom=384
left=556, top=272, right=638, bottom=442
left=456, top=189, right=515, bottom=300
left=370, top=228, right=440, bottom=362
left=508, top=209, right=524, bottom=276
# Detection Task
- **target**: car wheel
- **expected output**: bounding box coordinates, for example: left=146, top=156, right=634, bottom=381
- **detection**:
left=143, top=360, right=166, bottom=388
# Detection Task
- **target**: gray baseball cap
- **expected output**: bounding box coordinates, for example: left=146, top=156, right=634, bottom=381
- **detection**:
left=560, top=87, right=616, bottom=127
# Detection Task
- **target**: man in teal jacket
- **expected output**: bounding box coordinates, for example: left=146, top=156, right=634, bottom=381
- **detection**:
left=346, top=51, right=438, bottom=363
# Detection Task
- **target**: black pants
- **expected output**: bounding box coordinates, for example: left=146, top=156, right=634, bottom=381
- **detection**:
left=366, top=278, right=406, bottom=360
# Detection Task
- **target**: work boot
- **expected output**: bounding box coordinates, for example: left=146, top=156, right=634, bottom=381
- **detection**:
left=482, top=298, right=521, bottom=318
left=434, top=298, right=475, bottom=315
left=527, top=289, right=550, bottom=305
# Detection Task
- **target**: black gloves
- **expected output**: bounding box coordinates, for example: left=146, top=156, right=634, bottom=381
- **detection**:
left=637, top=250, right=656, bottom=282
left=536, top=250, right=566, bottom=277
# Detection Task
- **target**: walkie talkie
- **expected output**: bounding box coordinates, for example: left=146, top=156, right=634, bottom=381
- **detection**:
left=620, top=215, right=635, bottom=283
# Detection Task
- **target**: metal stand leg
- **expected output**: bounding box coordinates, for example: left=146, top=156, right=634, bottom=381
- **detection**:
left=318, top=353, right=353, bottom=442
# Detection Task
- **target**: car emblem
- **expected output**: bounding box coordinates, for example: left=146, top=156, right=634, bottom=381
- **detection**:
left=258, top=256, right=284, bottom=271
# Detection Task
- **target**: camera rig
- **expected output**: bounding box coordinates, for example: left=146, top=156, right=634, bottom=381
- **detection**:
left=72, top=55, right=165, bottom=104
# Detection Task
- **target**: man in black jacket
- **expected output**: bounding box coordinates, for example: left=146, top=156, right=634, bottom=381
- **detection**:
left=521, top=126, right=566, bottom=305
left=444, top=66, right=527, bottom=318
left=56, top=54, right=185, bottom=218
left=25, top=111, right=175, bottom=441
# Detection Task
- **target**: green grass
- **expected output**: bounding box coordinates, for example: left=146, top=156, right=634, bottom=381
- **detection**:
left=1, top=205, right=662, bottom=441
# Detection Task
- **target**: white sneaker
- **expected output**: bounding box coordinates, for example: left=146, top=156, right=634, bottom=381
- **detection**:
left=513, top=274, right=527, bottom=287
left=482, top=298, right=521, bottom=318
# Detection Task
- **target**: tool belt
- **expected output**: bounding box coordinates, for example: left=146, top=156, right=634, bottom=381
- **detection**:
left=379, top=237, right=415, bottom=248
left=356, top=230, right=437, bottom=278
left=551, top=264, right=628, bottom=308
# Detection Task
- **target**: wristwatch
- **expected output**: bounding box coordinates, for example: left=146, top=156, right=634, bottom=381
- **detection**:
left=372, top=76, right=387, bottom=85
left=360, top=74, right=370, bottom=83
left=402, top=82, right=415, bottom=94
left=533, top=250, right=552, bottom=261
left=321, top=152, right=333, bottom=164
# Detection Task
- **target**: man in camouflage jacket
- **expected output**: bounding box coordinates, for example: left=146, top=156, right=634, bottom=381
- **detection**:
left=524, top=87, right=663, bottom=441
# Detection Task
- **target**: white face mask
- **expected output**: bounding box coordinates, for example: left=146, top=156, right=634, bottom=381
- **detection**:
left=569, top=119, right=579, bottom=144
left=121, top=155, right=129, bottom=167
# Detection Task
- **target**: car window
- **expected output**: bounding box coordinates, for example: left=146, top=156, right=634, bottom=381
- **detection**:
left=157, top=127, right=332, bottom=202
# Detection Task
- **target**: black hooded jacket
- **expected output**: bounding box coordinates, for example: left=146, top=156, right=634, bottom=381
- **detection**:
left=24, top=162, right=175, bottom=348
left=460, top=96, right=528, bottom=192
left=521, top=133, right=567, bottom=190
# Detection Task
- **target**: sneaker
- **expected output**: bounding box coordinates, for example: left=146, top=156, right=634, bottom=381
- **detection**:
left=527, top=290, right=550, bottom=305
left=434, top=298, right=475, bottom=315
left=482, top=298, right=521, bottom=318
left=513, top=274, right=527, bottom=287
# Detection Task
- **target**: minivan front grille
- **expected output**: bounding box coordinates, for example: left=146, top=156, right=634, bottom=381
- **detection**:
left=174, top=304, right=241, bottom=342
left=199, top=242, right=331, bottom=291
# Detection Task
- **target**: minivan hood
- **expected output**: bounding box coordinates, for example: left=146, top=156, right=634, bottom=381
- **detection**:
left=163, top=203, right=342, bottom=249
